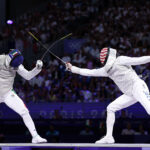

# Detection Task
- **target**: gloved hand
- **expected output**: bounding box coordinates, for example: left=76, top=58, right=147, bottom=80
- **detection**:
left=65, top=62, right=72, bottom=71
left=36, top=60, right=43, bottom=69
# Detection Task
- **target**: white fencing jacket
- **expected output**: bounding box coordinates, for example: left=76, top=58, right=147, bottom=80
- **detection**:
left=71, top=56, right=150, bottom=96
left=0, top=55, right=41, bottom=97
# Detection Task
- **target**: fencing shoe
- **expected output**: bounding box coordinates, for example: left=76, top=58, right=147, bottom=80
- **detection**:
left=95, top=136, right=115, bottom=144
left=32, top=135, right=47, bottom=143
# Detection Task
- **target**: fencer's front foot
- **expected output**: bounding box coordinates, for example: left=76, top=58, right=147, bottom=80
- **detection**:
left=95, top=136, right=115, bottom=144
left=32, top=135, right=47, bottom=144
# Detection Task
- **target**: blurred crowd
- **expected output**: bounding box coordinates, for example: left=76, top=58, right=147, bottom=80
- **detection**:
left=0, top=0, right=150, bottom=103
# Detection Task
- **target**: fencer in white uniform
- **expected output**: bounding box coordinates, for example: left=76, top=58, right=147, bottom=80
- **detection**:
left=0, top=49, right=47, bottom=143
left=66, top=47, right=150, bottom=144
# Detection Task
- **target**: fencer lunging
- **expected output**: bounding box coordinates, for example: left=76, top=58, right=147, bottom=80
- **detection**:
left=0, top=49, right=47, bottom=143
left=66, top=47, right=150, bottom=144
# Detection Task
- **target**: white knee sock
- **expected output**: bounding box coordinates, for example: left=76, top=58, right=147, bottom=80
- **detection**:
left=22, top=113, right=38, bottom=137
left=106, top=111, right=115, bottom=137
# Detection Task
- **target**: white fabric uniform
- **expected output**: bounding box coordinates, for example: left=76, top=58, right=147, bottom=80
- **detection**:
left=0, top=55, right=41, bottom=98
left=71, top=56, right=150, bottom=97
left=70, top=55, right=150, bottom=139
left=0, top=54, right=42, bottom=138
left=1, top=90, right=29, bottom=115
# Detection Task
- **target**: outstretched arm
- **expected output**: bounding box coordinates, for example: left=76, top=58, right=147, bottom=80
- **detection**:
left=66, top=63, right=108, bottom=77
left=118, top=56, right=150, bottom=66
left=17, top=60, right=43, bottom=80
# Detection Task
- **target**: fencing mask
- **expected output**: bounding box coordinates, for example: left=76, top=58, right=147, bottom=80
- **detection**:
left=6, top=49, right=24, bottom=68
left=100, top=47, right=117, bottom=71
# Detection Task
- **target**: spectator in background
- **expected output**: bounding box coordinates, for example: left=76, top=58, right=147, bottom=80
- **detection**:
left=135, top=124, right=148, bottom=135
left=119, top=110, right=128, bottom=119
left=15, top=34, right=24, bottom=52
left=46, top=125, right=60, bottom=142
left=98, top=121, right=106, bottom=136
left=81, top=86, right=92, bottom=102
left=87, top=58, right=93, bottom=69
left=119, top=110, right=133, bottom=119
left=121, top=122, right=136, bottom=135
left=79, top=126, right=94, bottom=136
left=62, top=53, right=71, bottom=63
left=49, top=91, right=57, bottom=102
left=46, top=125, right=60, bottom=136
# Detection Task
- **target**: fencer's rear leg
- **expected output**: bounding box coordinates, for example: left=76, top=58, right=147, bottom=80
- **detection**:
left=95, top=94, right=137, bottom=144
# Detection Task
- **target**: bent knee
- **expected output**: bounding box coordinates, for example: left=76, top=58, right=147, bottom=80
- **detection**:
left=107, top=104, right=117, bottom=113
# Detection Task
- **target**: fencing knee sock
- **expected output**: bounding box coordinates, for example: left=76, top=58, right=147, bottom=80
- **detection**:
left=106, top=111, right=115, bottom=137
left=22, top=112, right=38, bottom=137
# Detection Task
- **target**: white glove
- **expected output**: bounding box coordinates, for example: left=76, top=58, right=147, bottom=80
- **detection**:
left=65, top=62, right=72, bottom=71
left=36, top=60, right=43, bottom=69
